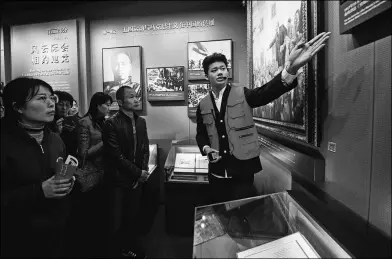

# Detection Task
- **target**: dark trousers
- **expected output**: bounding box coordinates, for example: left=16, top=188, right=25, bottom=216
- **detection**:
left=66, top=184, right=107, bottom=258
left=208, top=173, right=257, bottom=205
left=108, top=185, right=143, bottom=256
left=2, top=216, right=67, bottom=258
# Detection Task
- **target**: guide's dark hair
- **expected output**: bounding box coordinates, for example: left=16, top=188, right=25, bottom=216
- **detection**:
left=85, top=92, right=112, bottom=119
left=202, top=52, right=228, bottom=75
left=2, top=77, right=54, bottom=122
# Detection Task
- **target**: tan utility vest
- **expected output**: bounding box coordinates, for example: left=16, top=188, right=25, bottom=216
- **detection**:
left=199, top=85, right=260, bottom=160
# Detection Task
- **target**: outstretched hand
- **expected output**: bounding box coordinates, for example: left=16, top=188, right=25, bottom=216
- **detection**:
left=286, top=32, right=331, bottom=74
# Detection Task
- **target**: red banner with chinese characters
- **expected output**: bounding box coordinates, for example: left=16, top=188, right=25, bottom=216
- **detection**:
left=11, top=19, right=79, bottom=104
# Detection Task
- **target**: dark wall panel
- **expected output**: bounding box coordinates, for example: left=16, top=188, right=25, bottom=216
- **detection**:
left=321, top=1, right=374, bottom=220
left=369, top=36, right=391, bottom=237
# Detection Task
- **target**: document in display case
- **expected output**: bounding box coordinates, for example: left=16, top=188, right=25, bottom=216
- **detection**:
left=174, top=153, right=196, bottom=173
left=164, top=141, right=210, bottom=236
left=236, top=232, right=320, bottom=258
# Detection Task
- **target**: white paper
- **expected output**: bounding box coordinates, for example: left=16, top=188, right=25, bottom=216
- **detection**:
left=237, top=232, right=320, bottom=258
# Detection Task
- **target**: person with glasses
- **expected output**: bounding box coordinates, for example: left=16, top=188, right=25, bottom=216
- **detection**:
left=50, top=90, right=79, bottom=157
left=1, top=77, right=75, bottom=257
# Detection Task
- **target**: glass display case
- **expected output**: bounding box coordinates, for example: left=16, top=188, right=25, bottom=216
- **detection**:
left=164, top=140, right=210, bottom=235
left=148, top=144, right=158, bottom=175
left=193, top=191, right=353, bottom=258
left=164, top=142, right=208, bottom=184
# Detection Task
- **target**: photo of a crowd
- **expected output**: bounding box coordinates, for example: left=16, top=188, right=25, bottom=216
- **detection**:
left=188, top=40, right=232, bottom=71
left=147, top=66, right=184, bottom=92
left=252, top=1, right=306, bottom=125
left=187, top=83, right=209, bottom=108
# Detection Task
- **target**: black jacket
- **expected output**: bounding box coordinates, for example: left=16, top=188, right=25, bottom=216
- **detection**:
left=102, top=110, right=149, bottom=188
left=49, top=114, right=79, bottom=157
left=1, top=118, right=71, bottom=256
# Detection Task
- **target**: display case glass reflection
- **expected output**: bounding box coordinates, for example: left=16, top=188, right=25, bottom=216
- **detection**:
left=193, top=192, right=352, bottom=258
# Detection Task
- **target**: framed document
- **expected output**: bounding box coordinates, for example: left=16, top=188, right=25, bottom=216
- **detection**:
left=146, top=66, right=185, bottom=101
left=188, top=39, right=233, bottom=80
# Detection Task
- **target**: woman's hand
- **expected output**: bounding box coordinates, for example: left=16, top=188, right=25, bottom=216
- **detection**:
left=55, top=118, right=64, bottom=134
left=42, top=175, right=75, bottom=198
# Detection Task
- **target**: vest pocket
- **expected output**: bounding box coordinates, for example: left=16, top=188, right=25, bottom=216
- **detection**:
left=201, top=110, right=215, bottom=135
left=201, top=110, right=214, bottom=125
left=227, top=99, right=246, bottom=129
left=241, top=139, right=259, bottom=154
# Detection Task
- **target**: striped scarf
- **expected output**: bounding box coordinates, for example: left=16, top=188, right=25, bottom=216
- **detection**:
left=17, top=121, right=45, bottom=145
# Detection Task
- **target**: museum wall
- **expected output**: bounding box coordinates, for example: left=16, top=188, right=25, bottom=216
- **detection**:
left=0, top=0, right=390, bottom=238
left=89, top=6, right=247, bottom=141
left=319, top=1, right=391, bottom=237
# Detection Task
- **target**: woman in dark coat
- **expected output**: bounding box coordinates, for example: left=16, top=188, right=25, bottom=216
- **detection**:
left=69, top=92, right=112, bottom=257
left=0, top=77, right=75, bottom=257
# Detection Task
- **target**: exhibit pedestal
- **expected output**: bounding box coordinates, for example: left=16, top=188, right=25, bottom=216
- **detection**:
left=164, top=141, right=210, bottom=236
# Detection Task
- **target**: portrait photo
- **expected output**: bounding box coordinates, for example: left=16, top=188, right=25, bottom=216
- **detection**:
left=188, top=39, right=232, bottom=80
left=102, top=46, right=142, bottom=110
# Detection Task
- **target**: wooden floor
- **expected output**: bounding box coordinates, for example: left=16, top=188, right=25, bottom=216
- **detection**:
left=140, top=204, right=194, bottom=258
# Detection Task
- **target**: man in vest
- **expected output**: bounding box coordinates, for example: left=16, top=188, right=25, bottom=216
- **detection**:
left=196, top=31, right=330, bottom=204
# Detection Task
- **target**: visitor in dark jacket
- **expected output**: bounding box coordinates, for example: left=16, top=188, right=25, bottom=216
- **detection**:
left=102, top=86, right=149, bottom=258
left=1, top=77, right=75, bottom=257
left=50, top=90, right=79, bottom=157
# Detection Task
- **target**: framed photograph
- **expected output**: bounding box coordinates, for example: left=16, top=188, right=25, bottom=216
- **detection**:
left=247, top=0, right=322, bottom=146
left=146, top=66, right=185, bottom=101
left=187, top=83, right=210, bottom=118
left=102, top=46, right=143, bottom=111
left=188, top=39, right=233, bottom=80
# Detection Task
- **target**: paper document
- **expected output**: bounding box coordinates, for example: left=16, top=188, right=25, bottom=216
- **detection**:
left=236, top=232, right=320, bottom=258
left=174, top=153, right=196, bottom=173
left=195, top=153, right=209, bottom=173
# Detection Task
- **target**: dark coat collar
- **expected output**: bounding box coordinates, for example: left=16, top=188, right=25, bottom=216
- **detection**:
left=118, top=109, right=139, bottom=122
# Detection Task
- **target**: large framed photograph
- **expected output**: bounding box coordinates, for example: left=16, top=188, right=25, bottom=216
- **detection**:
left=102, top=46, right=143, bottom=111
left=247, top=0, right=322, bottom=146
left=187, top=83, right=210, bottom=118
left=188, top=39, right=233, bottom=80
left=146, top=66, right=185, bottom=101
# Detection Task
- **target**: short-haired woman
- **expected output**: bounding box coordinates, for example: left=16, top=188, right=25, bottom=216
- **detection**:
left=69, top=91, right=112, bottom=257
left=1, top=77, right=75, bottom=257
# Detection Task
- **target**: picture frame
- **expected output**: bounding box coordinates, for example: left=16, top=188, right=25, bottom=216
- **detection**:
left=146, top=66, right=185, bottom=101
left=247, top=0, right=322, bottom=146
left=188, top=39, right=233, bottom=81
left=102, top=46, right=143, bottom=111
left=187, top=83, right=210, bottom=118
